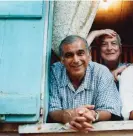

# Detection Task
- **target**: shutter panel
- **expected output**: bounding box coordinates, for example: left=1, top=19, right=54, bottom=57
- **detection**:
left=0, top=1, right=48, bottom=122
left=0, top=1, right=43, bottom=18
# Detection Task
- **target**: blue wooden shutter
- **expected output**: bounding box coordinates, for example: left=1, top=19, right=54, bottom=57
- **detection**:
left=0, top=1, right=50, bottom=122
left=0, top=1, right=43, bottom=18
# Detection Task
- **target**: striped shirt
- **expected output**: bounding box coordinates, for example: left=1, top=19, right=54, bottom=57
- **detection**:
left=49, top=61, right=122, bottom=116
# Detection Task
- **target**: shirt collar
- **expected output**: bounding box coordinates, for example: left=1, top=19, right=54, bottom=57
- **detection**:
left=83, top=64, right=91, bottom=90
left=59, top=67, right=69, bottom=87
left=59, top=63, right=91, bottom=90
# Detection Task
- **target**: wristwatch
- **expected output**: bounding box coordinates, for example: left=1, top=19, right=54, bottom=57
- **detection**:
left=95, top=111, right=99, bottom=122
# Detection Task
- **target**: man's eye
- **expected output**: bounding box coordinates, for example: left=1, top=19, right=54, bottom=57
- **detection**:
left=101, top=43, right=107, bottom=47
left=101, top=42, right=107, bottom=45
left=77, top=51, right=85, bottom=56
left=112, top=42, right=118, bottom=46
left=64, top=53, right=73, bottom=58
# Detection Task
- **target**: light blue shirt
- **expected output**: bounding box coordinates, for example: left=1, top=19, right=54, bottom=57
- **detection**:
left=49, top=61, right=122, bottom=116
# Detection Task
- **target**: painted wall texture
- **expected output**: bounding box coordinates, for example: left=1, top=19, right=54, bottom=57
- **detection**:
left=52, top=1, right=99, bottom=55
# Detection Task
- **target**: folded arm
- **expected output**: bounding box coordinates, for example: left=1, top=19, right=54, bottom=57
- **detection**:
left=87, top=29, right=116, bottom=46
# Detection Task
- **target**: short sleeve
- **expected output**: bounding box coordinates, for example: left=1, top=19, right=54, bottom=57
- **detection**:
left=49, top=67, right=62, bottom=112
left=95, top=68, right=122, bottom=116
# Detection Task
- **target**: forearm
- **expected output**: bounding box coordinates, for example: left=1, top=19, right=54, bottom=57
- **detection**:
left=129, top=111, right=133, bottom=120
left=87, top=31, right=99, bottom=46
left=49, top=109, right=73, bottom=124
left=96, top=110, right=111, bottom=121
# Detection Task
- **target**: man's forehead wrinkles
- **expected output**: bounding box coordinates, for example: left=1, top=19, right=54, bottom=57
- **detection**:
left=102, top=40, right=118, bottom=42
left=64, top=49, right=85, bottom=54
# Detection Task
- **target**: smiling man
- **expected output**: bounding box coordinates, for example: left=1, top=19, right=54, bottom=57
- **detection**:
left=49, top=35, right=121, bottom=132
left=87, top=29, right=128, bottom=81
left=99, top=33, right=122, bottom=71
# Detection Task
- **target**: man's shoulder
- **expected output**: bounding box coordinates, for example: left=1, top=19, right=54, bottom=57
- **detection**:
left=51, top=62, right=65, bottom=75
left=89, top=61, right=113, bottom=79
left=90, top=61, right=110, bottom=72
left=50, top=62, right=66, bottom=81
left=51, top=62, right=64, bottom=70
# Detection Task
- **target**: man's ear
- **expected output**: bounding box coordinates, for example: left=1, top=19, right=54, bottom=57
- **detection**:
left=61, top=57, right=64, bottom=64
left=120, top=46, right=122, bottom=54
left=88, top=51, right=92, bottom=61
left=88, top=48, right=92, bottom=61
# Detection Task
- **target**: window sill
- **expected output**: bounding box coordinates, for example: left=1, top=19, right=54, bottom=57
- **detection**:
left=19, top=121, right=133, bottom=134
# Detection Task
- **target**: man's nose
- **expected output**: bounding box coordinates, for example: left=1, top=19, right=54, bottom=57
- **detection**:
left=107, top=43, right=113, bottom=50
left=73, top=55, right=79, bottom=63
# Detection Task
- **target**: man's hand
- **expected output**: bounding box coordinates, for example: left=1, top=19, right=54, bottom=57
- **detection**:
left=112, top=65, right=128, bottom=81
left=90, top=29, right=116, bottom=38
left=64, top=105, right=96, bottom=132
left=129, top=110, right=133, bottom=120
left=86, top=29, right=116, bottom=46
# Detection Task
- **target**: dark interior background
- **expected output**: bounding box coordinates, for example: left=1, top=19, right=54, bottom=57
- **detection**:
left=91, top=1, right=133, bottom=46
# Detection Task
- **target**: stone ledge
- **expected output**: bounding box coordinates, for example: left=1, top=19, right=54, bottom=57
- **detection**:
left=19, top=121, right=133, bottom=134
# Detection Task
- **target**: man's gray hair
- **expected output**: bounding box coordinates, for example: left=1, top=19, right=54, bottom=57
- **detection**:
left=116, top=34, right=122, bottom=46
left=59, top=35, right=90, bottom=56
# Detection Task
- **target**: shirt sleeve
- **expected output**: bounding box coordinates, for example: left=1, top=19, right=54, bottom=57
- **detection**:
left=49, top=67, right=62, bottom=112
left=95, top=67, right=122, bottom=117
